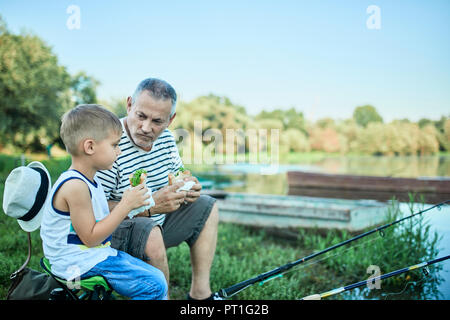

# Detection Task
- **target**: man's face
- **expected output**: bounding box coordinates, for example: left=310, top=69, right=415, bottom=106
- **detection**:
left=126, top=91, right=175, bottom=151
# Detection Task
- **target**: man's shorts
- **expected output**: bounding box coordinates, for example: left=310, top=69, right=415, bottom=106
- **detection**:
left=111, top=195, right=217, bottom=261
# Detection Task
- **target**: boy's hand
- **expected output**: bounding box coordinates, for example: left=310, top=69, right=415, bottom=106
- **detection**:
left=121, top=184, right=151, bottom=213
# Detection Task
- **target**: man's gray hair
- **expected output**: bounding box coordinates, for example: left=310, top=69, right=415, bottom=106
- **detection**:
left=131, top=78, right=177, bottom=116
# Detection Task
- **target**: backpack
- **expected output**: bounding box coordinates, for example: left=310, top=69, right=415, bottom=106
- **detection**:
left=6, top=232, right=59, bottom=300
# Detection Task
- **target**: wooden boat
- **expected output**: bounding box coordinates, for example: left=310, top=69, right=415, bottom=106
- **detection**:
left=287, top=171, right=450, bottom=204
left=203, top=191, right=389, bottom=232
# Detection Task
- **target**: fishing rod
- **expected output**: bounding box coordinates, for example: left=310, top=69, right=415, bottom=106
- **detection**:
left=300, top=254, right=450, bottom=300
left=216, top=200, right=449, bottom=299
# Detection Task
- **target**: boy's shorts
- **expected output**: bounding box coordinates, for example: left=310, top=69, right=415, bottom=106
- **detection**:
left=82, top=250, right=168, bottom=300
left=111, top=195, right=216, bottom=261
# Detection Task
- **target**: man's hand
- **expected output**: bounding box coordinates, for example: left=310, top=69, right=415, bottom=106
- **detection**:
left=127, top=176, right=202, bottom=217
left=150, top=181, right=188, bottom=214
left=183, top=176, right=202, bottom=203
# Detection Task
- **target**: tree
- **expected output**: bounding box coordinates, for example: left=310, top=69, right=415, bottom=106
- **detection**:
left=353, top=105, right=383, bottom=127
left=308, top=125, right=343, bottom=153
left=100, top=97, right=127, bottom=118
left=280, top=128, right=310, bottom=153
left=418, top=118, right=433, bottom=128
left=256, top=107, right=306, bottom=132
left=70, top=71, right=100, bottom=106
left=418, top=125, right=439, bottom=155
left=170, top=94, right=251, bottom=156
left=441, top=118, right=450, bottom=151
left=336, top=119, right=361, bottom=153
left=433, top=116, right=450, bottom=151
left=316, top=117, right=335, bottom=129
left=355, top=122, right=389, bottom=155
left=0, top=17, right=72, bottom=151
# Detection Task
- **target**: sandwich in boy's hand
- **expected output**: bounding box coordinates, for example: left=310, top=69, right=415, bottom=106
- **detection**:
left=127, top=169, right=154, bottom=219
left=129, top=169, right=147, bottom=187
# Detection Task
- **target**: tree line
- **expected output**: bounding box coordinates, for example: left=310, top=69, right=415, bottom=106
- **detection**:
left=1, top=17, right=448, bottom=156
left=171, top=96, right=449, bottom=156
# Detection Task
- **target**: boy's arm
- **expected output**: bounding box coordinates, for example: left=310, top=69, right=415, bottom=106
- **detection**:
left=60, top=179, right=145, bottom=248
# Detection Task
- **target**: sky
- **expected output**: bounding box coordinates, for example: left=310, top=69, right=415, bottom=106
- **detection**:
left=1, top=0, right=449, bottom=122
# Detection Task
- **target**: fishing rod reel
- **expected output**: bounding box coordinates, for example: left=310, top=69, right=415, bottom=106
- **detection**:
left=217, top=289, right=229, bottom=299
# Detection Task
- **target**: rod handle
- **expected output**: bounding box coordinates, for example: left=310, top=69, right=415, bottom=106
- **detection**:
left=302, top=294, right=321, bottom=300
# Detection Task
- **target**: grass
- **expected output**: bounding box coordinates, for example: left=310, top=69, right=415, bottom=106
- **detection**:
left=0, top=154, right=444, bottom=300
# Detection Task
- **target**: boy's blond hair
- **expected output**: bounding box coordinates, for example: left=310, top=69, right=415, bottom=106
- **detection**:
left=60, top=104, right=122, bottom=155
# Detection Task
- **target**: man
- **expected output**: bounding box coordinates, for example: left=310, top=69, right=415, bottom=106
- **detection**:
left=97, top=78, right=220, bottom=300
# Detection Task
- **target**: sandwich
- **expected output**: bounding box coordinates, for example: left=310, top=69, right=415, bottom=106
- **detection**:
left=129, top=169, right=148, bottom=187
left=168, top=167, right=191, bottom=186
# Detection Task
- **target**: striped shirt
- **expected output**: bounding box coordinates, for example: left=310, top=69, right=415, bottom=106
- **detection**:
left=97, top=118, right=183, bottom=225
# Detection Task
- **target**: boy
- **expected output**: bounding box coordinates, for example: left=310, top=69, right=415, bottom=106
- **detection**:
left=40, top=104, right=168, bottom=300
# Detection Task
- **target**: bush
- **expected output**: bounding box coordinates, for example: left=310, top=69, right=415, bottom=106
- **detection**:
left=280, top=128, right=310, bottom=153
left=308, top=126, right=344, bottom=153
left=355, top=122, right=440, bottom=156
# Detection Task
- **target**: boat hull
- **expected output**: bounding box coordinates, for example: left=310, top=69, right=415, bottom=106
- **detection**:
left=213, top=192, right=389, bottom=232
left=287, top=171, right=450, bottom=204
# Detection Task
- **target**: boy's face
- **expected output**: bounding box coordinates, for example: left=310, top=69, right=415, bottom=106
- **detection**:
left=125, top=91, right=175, bottom=152
left=93, top=132, right=122, bottom=170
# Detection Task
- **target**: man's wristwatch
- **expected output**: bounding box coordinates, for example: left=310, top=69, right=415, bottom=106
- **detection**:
left=147, top=208, right=151, bottom=217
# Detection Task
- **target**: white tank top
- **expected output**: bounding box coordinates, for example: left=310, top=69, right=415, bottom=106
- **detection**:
left=40, top=169, right=117, bottom=280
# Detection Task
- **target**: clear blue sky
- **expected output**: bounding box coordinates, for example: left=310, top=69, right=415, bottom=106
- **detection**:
left=1, top=0, right=449, bottom=122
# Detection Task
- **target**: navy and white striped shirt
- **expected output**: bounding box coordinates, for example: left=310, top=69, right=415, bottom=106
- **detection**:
left=97, top=118, right=183, bottom=225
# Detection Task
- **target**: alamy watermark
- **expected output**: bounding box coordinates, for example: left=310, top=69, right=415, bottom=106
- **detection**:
left=66, top=5, right=81, bottom=30
left=366, top=5, right=381, bottom=30
left=367, top=265, right=382, bottom=290
left=173, top=121, right=280, bottom=174
left=66, top=265, right=82, bottom=290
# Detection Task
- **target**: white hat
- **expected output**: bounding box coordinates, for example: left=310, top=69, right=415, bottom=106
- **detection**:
left=2, top=161, right=52, bottom=232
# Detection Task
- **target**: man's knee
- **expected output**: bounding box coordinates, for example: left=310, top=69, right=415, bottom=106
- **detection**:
left=208, top=202, right=219, bottom=225
left=194, top=202, right=219, bottom=244
left=145, top=226, right=167, bottom=261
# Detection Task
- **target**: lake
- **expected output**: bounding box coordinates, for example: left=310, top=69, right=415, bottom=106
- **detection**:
left=198, top=154, right=450, bottom=300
